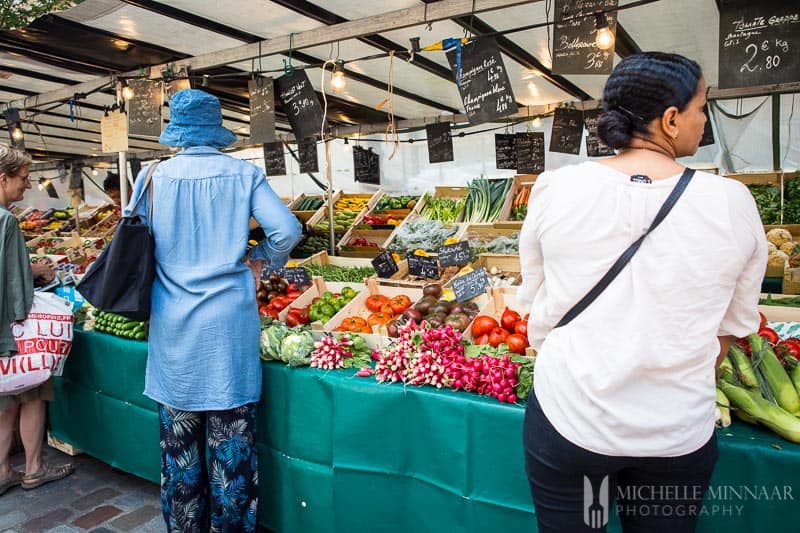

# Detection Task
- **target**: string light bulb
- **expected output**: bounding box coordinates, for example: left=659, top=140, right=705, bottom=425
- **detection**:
left=92, top=168, right=99, bottom=176
left=121, top=81, right=135, bottom=100
left=532, top=116, right=543, bottom=128
left=331, top=60, right=346, bottom=91
left=11, top=125, right=23, bottom=142
left=594, top=11, right=615, bottom=51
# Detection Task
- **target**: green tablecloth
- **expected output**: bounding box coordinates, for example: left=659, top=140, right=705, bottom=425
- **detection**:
left=50, top=330, right=800, bottom=532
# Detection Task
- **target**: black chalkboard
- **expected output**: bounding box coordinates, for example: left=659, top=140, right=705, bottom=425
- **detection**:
left=516, top=132, right=545, bottom=174
left=426, top=122, right=454, bottom=163
left=260, top=266, right=310, bottom=286
left=248, top=76, right=276, bottom=144
left=718, top=0, right=800, bottom=89
left=549, top=107, right=584, bottom=155
left=128, top=79, right=163, bottom=137
left=407, top=254, right=440, bottom=280
left=552, top=0, right=617, bottom=75
left=495, top=133, right=517, bottom=169
left=446, top=37, right=518, bottom=125
left=275, top=71, right=327, bottom=140
left=452, top=268, right=489, bottom=302
left=372, top=251, right=399, bottom=279
left=583, top=108, right=615, bottom=157
left=353, top=146, right=380, bottom=184
left=700, top=104, right=715, bottom=147
left=263, top=142, right=287, bottom=176
left=438, top=241, right=471, bottom=267
left=298, top=139, right=319, bottom=173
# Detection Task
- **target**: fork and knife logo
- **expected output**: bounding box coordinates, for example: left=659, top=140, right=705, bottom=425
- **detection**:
left=584, top=475, right=610, bottom=529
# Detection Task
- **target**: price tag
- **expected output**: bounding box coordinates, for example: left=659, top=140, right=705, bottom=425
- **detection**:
left=372, top=251, right=399, bottom=279
left=438, top=241, right=471, bottom=267
left=260, top=266, right=310, bottom=286
left=407, top=254, right=440, bottom=279
left=451, top=268, right=489, bottom=302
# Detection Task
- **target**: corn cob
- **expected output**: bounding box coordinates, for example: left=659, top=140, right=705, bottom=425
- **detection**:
left=716, top=387, right=732, bottom=428
left=719, top=380, right=800, bottom=443
left=749, top=334, right=800, bottom=415
left=727, top=344, right=758, bottom=388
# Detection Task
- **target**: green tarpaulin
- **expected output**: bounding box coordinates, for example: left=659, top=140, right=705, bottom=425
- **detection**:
left=49, top=330, right=800, bottom=532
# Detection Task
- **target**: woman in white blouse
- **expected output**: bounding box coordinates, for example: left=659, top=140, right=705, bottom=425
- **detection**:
left=519, top=52, right=766, bottom=532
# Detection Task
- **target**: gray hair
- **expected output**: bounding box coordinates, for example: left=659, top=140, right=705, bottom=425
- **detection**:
left=0, top=143, right=33, bottom=177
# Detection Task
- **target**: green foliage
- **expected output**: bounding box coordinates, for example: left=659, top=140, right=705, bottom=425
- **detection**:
left=0, top=1, right=82, bottom=31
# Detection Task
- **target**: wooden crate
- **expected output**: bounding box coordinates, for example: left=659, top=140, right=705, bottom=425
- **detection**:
left=463, top=287, right=536, bottom=357
left=337, top=229, right=393, bottom=258
left=334, top=191, right=382, bottom=211
left=47, top=432, right=83, bottom=456
left=500, top=174, right=537, bottom=224
left=291, top=193, right=333, bottom=223
left=463, top=224, right=520, bottom=256
left=414, top=186, right=470, bottom=222
left=278, top=276, right=367, bottom=326
left=472, top=253, right=521, bottom=274
left=301, top=250, right=374, bottom=268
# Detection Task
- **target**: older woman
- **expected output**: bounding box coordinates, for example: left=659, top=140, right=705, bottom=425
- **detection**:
left=0, top=144, right=73, bottom=495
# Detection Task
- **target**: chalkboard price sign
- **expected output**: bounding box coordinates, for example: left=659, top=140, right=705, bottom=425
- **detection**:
left=426, top=122, right=454, bottom=163
left=583, top=109, right=615, bottom=157
left=549, top=107, right=584, bottom=155
left=447, top=37, right=518, bottom=125
left=263, top=142, right=287, bottom=176
left=452, top=268, right=489, bottom=302
left=515, top=132, right=545, bottom=174
left=298, top=139, right=319, bottom=173
left=353, top=146, right=380, bottom=184
left=276, top=71, right=327, bottom=140
left=438, top=240, right=471, bottom=267
left=407, top=254, right=440, bottom=280
left=248, top=76, right=276, bottom=144
left=128, top=79, right=163, bottom=137
left=552, top=0, right=617, bottom=75
left=372, top=251, right=399, bottom=279
left=261, top=266, right=311, bottom=286
left=495, top=133, right=517, bottom=169
left=718, top=0, right=799, bottom=89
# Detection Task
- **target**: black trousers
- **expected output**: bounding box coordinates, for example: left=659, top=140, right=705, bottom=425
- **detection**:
left=523, top=390, right=717, bottom=533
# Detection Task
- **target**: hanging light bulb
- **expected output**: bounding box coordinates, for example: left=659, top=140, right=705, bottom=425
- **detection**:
left=594, top=11, right=615, bottom=51
left=11, top=125, right=23, bottom=142
left=92, top=168, right=99, bottom=176
left=121, top=81, right=135, bottom=100
left=331, top=60, right=346, bottom=91
left=532, top=116, right=543, bottom=128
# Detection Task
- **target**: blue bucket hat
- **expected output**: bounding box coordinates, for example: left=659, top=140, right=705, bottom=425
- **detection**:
left=159, top=89, right=237, bottom=148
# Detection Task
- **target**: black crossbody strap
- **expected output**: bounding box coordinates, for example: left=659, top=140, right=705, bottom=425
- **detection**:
left=128, top=161, right=159, bottom=217
left=555, top=167, right=695, bottom=329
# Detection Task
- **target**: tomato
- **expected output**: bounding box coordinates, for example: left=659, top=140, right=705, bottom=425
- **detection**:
left=286, top=290, right=303, bottom=299
left=367, top=312, right=392, bottom=327
left=514, top=320, right=528, bottom=336
left=341, top=316, right=368, bottom=331
left=266, top=308, right=279, bottom=319
left=488, top=327, right=509, bottom=348
left=759, top=312, right=767, bottom=330
left=505, top=333, right=529, bottom=355
left=475, top=334, right=489, bottom=345
left=365, top=294, right=390, bottom=312
left=758, top=327, right=779, bottom=345
left=501, top=307, right=521, bottom=332
left=271, top=296, right=291, bottom=311
left=389, top=295, right=412, bottom=314
left=775, top=340, right=800, bottom=364
left=735, top=337, right=751, bottom=354
left=471, top=315, right=499, bottom=338
left=379, top=303, right=395, bottom=316
left=258, top=305, right=272, bottom=317
left=286, top=313, right=301, bottom=327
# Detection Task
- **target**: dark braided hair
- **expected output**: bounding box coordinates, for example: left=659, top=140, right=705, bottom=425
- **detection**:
left=598, top=52, right=702, bottom=149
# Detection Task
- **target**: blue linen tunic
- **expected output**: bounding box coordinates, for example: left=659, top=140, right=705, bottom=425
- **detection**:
left=124, top=146, right=302, bottom=411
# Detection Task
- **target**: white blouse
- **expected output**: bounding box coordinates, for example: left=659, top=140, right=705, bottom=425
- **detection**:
left=518, top=162, right=767, bottom=457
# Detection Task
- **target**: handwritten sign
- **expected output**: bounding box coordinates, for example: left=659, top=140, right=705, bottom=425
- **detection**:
left=263, top=142, right=287, bottom=176
left=515, top=132, right=545, bottom=174
left=407, top=254, right=440, bottom=280
left=101, top=109, right=129, bottom=153
left=128, top=79, right=163, bottom=137
left=718, top=0, right=799, bottom=89
left=495, top=133, right=517, bottom=169
left=372, top=251, right=399, bottom=279
left=583, top=108, right=615, bottom=157
left=552, top=0, right=617, bottom=75
left=452, top=268, right=489, bottom=302
left=447, top=37, right=518, bottom=125
left=438, top=241, right=471, bottom=267
left=261, top=266, right=311, bottom=286
left=248, top=76, right=276, bottom=144
left=276, top=71, right=327, bottom=140
left=298, top=139, right=319, bottom=173
left=549, top=107, right=584, bottom=155
left=353, top=146, right=380, bottom=184
left=426, top=122, right=454, bottom=163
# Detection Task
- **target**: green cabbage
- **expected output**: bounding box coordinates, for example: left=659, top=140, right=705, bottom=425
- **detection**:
left=260, top=323, right=289, bottom=361
left=279, top=330, right=316, bottom=367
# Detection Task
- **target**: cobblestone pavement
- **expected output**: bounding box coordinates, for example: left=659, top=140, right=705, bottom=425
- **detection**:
left=1, top=445, right=271, bottom=532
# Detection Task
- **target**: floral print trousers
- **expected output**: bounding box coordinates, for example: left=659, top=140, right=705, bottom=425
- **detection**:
left=158, top=403, right=259, bottom=533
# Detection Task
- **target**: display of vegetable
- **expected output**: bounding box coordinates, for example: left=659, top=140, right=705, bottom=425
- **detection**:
left=301, top=264, right=375, bottom=282
left=783, top=178, right=800, bottom=224
left=311, top=210, right=359, bottom=233
left=310, top=332, right=372, bottom=370
left=462, top=177, right=513, bottom=223
left=256, top=272, right=308, bottom=319
left=419, top=195, right=465, bottom=223
left=385, top=283, right=478, bottom=336
left=291, top=233, right=330, bottom=258
left=375, top=195, right=418, bottom=211
left=511, top=185, right=531, bottom=221
left=335, top=196, right=371, bottom=212
left=294, top=197, right=324, bottom=211
left=760, top=294, right=800, bottom=307
left=279, top=328, right=316, bottom=366
left=333, top=291, right=414, bottom=334
left=468, top=233, right=519, bottom=257
left=471, top=307, right=529, bottom=354
left=747, top=184, right=781, bottom=225
left=308, top=287, right=359, bottom=324
left=92, top=310, right=147, bottom=340
left=387, top=218, right=458, bottom=256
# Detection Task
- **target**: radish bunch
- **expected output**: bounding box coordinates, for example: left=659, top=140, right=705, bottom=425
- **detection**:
left=311, top=335, right=348, bottom=370
left=374, top=321, right=417, bottom=383
left=445, top=353, right=521, bottom=403
left=406, top=325, right=464, bottom=388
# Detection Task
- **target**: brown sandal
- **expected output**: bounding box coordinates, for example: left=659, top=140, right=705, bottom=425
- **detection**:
left=21, top=463, right=74, bottom=490
left=0, top=470, right=24, bottom=496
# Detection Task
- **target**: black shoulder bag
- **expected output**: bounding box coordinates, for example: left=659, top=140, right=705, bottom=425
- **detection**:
left=555, top=168, right=695, bottom=328
left=77, top=162, right=159, bottom=321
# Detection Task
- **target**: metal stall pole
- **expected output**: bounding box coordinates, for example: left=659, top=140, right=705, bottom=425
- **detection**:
left=325, top=137, right=335, bottom=255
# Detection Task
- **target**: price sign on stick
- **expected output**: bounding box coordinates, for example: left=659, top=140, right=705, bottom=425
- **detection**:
left=408, top=255, right=440, bottom=280
left=438, top=241, right=471, bottom=267
left=452, top=268, right=490, bottom=302
left=372, top=251, right=399, bottom=279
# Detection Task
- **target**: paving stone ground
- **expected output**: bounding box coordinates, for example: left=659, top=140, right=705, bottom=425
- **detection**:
left=2, top=445, right=271, bottom=532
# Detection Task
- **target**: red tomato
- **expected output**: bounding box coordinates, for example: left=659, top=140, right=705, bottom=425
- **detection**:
left=390, top=295, right=412, bottom=315
left=258, top=305, right=272, bottom=317
left=735, top=337, right=751, bottom=354
left=365, top=294, right=390, bottom=312
left=471, top=316, right=499, bottom=338
left=488, top=327, right=509, bottom=348
left=475, top=334, right=489, bottom=345
left=758, top=327, right=779, bottom=345
left=514, top=320, right=528, bottom=336
left=505, top=333, right=529, bottom=355
left=501, top=307, right=521, bottom=332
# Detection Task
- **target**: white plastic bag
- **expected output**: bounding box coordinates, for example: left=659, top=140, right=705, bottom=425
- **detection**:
left=1, top=292, right=74, bottom=395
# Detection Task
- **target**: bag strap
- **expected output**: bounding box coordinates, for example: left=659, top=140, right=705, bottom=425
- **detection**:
left=555, top=167, right=695, bottom=329
left=128, top=161, right=160, bottom=219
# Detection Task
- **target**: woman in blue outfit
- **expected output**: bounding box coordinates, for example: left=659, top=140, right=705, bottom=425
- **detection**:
left=124, top=90, right=302, bottom=532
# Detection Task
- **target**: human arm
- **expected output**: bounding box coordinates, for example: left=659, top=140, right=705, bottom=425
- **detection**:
left=717, top=335, right=735, bottom=368
left=249, top=173, right=302, bottom=268
left=30, top=261, right=55, bottom=283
